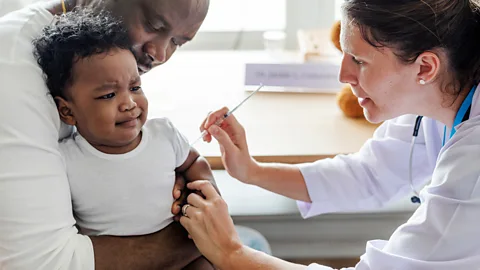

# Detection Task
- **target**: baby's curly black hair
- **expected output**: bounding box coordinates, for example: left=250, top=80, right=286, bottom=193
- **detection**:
left=33, top=9, right=132, bottom=99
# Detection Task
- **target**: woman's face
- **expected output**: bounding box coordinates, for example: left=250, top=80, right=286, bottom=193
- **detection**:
left=338, top=20, right=421, bottom=123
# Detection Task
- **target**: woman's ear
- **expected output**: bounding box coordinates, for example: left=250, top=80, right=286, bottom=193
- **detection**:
left=54, top=97, right=76, bottom=126
left=415, top=51, right=441, bottom=84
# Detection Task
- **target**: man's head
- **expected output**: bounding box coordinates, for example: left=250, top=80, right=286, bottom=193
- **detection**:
left=34, top=10, right=148, bottom=152
left=91, top=0, right=210, bottom=74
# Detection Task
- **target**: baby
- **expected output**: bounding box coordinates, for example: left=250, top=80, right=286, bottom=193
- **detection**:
left=34, top=10, right=215, bottom=269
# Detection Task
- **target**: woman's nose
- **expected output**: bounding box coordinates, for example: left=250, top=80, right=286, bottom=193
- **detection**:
left=339, top=55, right=358, bottom=86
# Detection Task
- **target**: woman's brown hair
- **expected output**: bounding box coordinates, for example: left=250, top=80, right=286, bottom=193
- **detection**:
left=343, top=0, right=480, bottom=96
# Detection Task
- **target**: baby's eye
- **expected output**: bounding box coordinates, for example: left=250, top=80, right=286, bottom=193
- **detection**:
left=131, top=86, right=142, bottom=92
left=98, top=93, right=115, bottom=99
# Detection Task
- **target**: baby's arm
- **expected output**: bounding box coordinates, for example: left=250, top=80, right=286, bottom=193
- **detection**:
left=175, top=147, right=219, bottom=194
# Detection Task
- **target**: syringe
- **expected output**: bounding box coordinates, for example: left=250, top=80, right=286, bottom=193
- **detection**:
left=190, top=84, right=264, bottom=146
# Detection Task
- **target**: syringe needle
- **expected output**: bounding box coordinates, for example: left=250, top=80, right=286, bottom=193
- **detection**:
left=190, top=84, right=264, bottom=147
left=190, top=116, right=226, bottom=146
left=190, top=130, right=208, bottom=146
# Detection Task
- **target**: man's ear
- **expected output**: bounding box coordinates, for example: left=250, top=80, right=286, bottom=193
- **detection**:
left=415, top=51, right=441, bottom=84
left=54, top=97, right=76, bottom=126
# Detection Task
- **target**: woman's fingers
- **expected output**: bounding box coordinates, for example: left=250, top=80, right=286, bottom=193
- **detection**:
left=178, top=191, right=239, bottom=267
left=187, top=192, right=207, bottom=208
left=199, top=111, right=211, bottom=131
left=208, top=125, right=238, bottom=154
left=179, top=215, right=192, bottom=232
left=201, top=107, right=228, bottom=144
left=200, top=107, right=248, bottom=148
left=204, top=107, right=229, bottom=129
left=199, top=111, right=213, bottom=142
left=182, top=203, right=201, bottom=218
left=187, top=180, right=220, bottom=200
left=220, top=113, right=244, bottom=137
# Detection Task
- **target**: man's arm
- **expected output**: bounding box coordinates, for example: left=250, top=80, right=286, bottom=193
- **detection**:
left=183, top=256, right=216, bottom=270
left=91, top=222, right=201, bottom=270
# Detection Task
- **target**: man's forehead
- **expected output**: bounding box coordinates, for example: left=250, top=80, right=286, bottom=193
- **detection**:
left=142, top=0, right=208, bottom=19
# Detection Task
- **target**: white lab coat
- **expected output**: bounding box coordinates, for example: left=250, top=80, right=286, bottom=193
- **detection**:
left=298, top=87, right=480, bottom=269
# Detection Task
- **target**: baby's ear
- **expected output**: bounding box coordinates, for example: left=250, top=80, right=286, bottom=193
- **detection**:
left=54, top=96, right=76, bottom=126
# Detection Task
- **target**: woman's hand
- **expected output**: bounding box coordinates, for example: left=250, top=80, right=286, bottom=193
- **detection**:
left=200, top=107, right=258, bottom=183
left=179, top=180, right=242, bottom=268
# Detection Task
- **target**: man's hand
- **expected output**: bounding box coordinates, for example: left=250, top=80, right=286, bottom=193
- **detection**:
left=172, top=172, right=190, bottom=218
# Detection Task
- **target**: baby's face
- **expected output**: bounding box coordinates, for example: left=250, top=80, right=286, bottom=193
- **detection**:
left=65, top=48, right=148, bottom=148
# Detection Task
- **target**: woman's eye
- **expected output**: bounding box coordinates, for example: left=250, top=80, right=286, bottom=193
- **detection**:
left=131, top=86, right=142, bottom=92
left=352, top=56, right=364, bottom=65
left=98, top=93, right=115, bottom=99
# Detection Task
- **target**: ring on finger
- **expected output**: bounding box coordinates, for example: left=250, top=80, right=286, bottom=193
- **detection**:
left=182, top=204, right=191, bottom=217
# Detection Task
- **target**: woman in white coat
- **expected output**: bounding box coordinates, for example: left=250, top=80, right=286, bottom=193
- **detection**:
left=179, top=0, right=480, bottom=269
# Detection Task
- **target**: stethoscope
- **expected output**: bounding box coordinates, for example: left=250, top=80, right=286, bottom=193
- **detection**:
left=409, top=85, right=477, bottom=204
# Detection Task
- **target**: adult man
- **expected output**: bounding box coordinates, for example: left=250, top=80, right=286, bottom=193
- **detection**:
left=0, top=0, right=211, bottom=269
